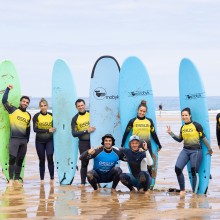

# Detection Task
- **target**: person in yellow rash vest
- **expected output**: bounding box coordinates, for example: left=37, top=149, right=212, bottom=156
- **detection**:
left=2, top=85, right=31, bottom=187
left=121, top=100, right=162, bottom=177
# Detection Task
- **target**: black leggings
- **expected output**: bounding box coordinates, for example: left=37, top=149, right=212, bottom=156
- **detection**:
left=79, top=140, right=91, bottom=184
left=35, top=140, right=54, bottom=180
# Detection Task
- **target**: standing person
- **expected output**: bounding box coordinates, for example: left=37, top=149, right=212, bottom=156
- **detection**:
left=216, top=113, right=220, bottom=149
left=167, top=107, right=213, bottom=196
left=71, top=99, right=96, bottom=186
left=80, top=134, right=125, bottom=192
left=120, top=135, right=153, bottom=194
left=33, top=98, right=56, bottom=185
left=2, top=85, right=31, bottom=187
left=159, top=104, right=162, bottom=116
left=121, top=100, right=162, bottom=175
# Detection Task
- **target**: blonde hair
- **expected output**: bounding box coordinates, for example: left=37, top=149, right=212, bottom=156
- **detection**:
left=39, top=98, right=48, bottom=107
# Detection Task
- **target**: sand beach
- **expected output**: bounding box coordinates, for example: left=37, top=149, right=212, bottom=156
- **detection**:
left=0, top=111, right=220, bottom=219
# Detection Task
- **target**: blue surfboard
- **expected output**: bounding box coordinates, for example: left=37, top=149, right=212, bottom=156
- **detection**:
left=119, top=56, right=158, bottom=187
left=179, top=58, right=211, bottom=194
left=52, top=59, right=78, bottom=185
left=89, top=56, right=121, bottom=188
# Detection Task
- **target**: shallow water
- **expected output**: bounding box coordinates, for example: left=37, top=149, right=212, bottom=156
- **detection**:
left=0, top=112, right=220, bottom=219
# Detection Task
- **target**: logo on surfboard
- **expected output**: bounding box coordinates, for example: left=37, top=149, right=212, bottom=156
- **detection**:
left=128, top=90, right=152, bottom=97
left=185, top=92, right=205, bottom=100
left=93, top=87, right=118, bottom=100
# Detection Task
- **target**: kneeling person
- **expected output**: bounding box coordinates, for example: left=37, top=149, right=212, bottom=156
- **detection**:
left=80, top=134, right=125, bottom=191
left=120, top=135, right=153, bottom=193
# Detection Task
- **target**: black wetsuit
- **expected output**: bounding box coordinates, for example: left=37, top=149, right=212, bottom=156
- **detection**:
left=216, top=113, right=220, bottom=146
left=33, top=111, right=54, bottom=180
left=71, top=110, right=91, bottom=184
left=2, top=87, right=31, bottom=180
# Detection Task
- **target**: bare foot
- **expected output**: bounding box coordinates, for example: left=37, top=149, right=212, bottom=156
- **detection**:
left=50, top=179, right=54, bottom=186
left=111, top=188, right=117, bottom=194
left=7, top=180, right=14, bottom=187
left=78, top=184, right=86, bottom=188
left=14, top=180, right=23, bottom=187
left=180, top=190, right=186, bottom=197
left=41, top=180, right=45, bottom=185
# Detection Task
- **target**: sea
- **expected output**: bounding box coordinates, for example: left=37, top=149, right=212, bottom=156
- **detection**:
left=28, top=96, right=220, bottom=111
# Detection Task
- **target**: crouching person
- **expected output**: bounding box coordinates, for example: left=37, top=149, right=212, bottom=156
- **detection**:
left=79, top=134, right=125, bottom=192
left=119, top=135, right=153, bottom=194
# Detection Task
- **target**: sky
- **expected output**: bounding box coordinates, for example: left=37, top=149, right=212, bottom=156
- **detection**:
left=1, top=0, right=220, bottom=97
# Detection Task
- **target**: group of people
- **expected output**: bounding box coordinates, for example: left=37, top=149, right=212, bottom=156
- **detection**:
left=2, top=85, right=215, bottom=196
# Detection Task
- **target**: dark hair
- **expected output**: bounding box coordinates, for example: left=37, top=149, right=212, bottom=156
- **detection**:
left=75, top=99, right=85, bottom=106
left=20, top=96, right=30, bottom=103
left=181, top=107, right=191, bottom=115
left=138, top=100, right=147, bottom=111
left=101, top=134, right=115, bottom=146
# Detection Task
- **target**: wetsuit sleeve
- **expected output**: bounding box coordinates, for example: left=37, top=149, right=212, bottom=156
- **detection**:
left=33, top=113, right=49, bottom=133
left=121, top=119, right=134, bottom=147
left=26, top=113, right=31, bottom=143
left=2, top=87, right=16, bottom=113
left=79, top=148, right=101, bottom=160
left=216, top=113, right=220, bottom=145
left=194, top=122, right=206, bottom=139
left=148, top=118, right=162, bottom=149
left=71, top=114, right=89, bottom=137
left=169, top=127, right=183, bottom=143
left=117, top=148, right=127, bottom=161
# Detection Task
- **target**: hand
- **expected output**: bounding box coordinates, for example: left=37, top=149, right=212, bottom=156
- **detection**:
left=8, top=85, right=13, bottom=90
left=88, top=148, right=95, bottom=155
left=97, top=146, right=102, bottom=149
left=158, top=148, right=161, bottom=152
left=207, top=149, right=213, bottom=156
left=139, top=148, right=144, bottom=152
left=166, top=125, right=172, bottom=134
left=88, top=126, right=96, bottom=133
left=142, top=141, right=148, bottom=150
left=49, top=127, right=56, bottom=133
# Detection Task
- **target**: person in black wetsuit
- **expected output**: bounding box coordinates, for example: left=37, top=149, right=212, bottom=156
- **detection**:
left=120, top=135, right=153, bottom=194
left=33, top=98, right=56, bottom=185
left=71, top=99, right=96, bottom=186
left=216, top=113, right=220, bottom=149
left=167, top=107, right=213, bottom=196
left=80, top=134, right=125, bottom=192
left=121, top=100, right=162, bottom=176
left=2, top=85, right=31, bottom=187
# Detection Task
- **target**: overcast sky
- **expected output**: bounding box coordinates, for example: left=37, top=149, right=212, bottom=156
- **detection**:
left=1, top=0, right=220, bottom=97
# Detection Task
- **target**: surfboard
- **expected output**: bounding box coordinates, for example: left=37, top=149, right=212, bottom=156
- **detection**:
left=89, top=55, right=121, bottom=188
left=119, top=56, right=159, bottom=188
left=0, top=60, right=25, bottom=181
left=179, top=58, right=211, bottom=194
left=52, top=59, right=78, bottom=185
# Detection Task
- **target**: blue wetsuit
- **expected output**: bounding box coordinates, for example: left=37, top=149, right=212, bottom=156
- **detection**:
left=80, top=147, right=125, bottom=189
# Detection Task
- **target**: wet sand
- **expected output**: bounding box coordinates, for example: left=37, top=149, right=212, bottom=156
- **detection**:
left=0, top=111, right=220, bottom=219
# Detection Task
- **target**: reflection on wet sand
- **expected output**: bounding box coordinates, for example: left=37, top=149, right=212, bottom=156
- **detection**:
left=0, top=112, right=219, bottom=219
left=0, top=186, right=27, bottom=219
left=36, top=185, right=54, bottom=217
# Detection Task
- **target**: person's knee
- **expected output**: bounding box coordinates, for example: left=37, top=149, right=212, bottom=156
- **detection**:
left=81, top=160, right=89, bottom=169
left=87, top=170, right=94, bottom=180
left=191, top=167, right=196, bottom=176
left=47, top=154, right=54, bottom=165
left=175, top=166, right=182, bottom=176
left=120, top=173, right=130, bottom=184
left=9, top=155, right=16, bottom=165
left=113, top=167, right=122, bottom=175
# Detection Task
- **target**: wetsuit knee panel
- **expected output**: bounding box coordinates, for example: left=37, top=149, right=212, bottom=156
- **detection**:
left=114, top=167, right=122, bottom=175
left=9, top=155, right=16, bottom=165
left=175, top=166, right=182, bottom=176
